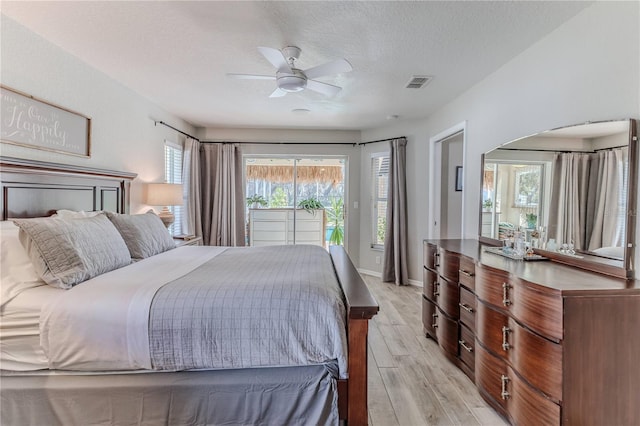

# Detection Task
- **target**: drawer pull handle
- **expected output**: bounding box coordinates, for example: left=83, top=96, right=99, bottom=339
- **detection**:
left=459, top=303, right=474, bottom=313
left=459, top=340, right=473, bottom=353
left=433, top=282, right=440, bottom=297
left=500, top=375, right=510, bottom=400
left=432, top=313, right=438, bottom=328
left=502, top=326, right=511, bottom=351
left=502, top=282, right=512, bottom=306
left=434, top=253, right=440, bottom=268
left=459, top=269, right=475, bottom=277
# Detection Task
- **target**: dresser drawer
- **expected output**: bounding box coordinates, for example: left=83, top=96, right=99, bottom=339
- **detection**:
left=434, top=306, right=458, bottom=358
left=424, top=242, right=438, bottom=270
left=475, top=264, right=510, bottom=308
left=459, top=286, right=476, bottom=331
left=458, top=323, right=475, bottom=372
left=508, top=365, right=560, bottom=426
left=438, top=277, right=459, bottom=319
left=476, top=301, right=509, bottom=356
left=423, top=267, right=438, bottom=302
left=422, top=296, right=437, bottom=340
left=458, top=255, right=476, bottom=290
left=439, top=248, right=460, bottom=282
left=477, top=344, right=560, bottom=426
left=510, top=277, right=563, bottom=341
left=476, top=342, right=508, bottom=412
left=476, top=265, right=563, bottom=341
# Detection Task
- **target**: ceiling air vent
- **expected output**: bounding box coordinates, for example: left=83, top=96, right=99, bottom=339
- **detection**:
left=405, top=75, right=433, bottom=89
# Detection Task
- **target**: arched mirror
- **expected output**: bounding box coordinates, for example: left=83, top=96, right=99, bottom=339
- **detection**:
left=479, top=119, right=637, bottom=278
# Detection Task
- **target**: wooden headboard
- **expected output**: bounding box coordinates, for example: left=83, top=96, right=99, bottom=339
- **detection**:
left=0, top=156, right=137, bottom=220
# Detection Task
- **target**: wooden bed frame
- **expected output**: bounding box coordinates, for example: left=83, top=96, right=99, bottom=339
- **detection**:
left=0, top=156, right=379, bottom=425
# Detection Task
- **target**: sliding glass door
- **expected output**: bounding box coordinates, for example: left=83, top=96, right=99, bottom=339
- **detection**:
left=245, top=156, right=346, bottom=248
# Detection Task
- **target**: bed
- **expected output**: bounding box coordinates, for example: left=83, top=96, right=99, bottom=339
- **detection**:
left=0, top=156, right=379, bottom=425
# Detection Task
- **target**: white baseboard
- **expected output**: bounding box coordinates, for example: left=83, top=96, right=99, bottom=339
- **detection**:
left=358, top=269, right=422, bottom=287
left=357, top=268, right=382, bottom=278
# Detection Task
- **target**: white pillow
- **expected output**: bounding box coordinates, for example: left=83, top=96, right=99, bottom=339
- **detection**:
left=13, top=215, right=132, bottom=289
left=55, top=210, right=102, bottom=219
left=0, top=221, right=45, bottom=308
left=106, top=211, right=176, bottom=259
left=592, top=246, right=624, bottom=259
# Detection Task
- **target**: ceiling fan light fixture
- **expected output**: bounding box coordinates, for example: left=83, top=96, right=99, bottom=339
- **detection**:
left=231, top=46, right=351, bottom=97
left=277, top=69, right=307, bottom=92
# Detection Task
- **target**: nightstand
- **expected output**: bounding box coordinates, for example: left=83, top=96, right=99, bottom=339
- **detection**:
left=174, top=236, right=203, bottom=247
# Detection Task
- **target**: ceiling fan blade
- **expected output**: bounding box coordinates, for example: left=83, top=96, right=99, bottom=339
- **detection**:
left=258, top=47, right=292, bottom=73
left=304, top=58, right=353, bottom=80
left=269, top=87, right=288, bottom=98
left=306, top=80, right=342, bottom=97
left=227, top=73, right=276, bottom=80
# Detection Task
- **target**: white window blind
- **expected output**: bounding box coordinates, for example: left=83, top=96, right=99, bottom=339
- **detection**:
left=164, top=142, right=184, bottom=236
left=371, top=153, right=389, bottom=248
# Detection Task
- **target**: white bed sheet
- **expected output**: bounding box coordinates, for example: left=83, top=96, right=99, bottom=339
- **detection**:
left=0, top=285, right=61, bottom=371
left=40, top=246, right=226, bottom=371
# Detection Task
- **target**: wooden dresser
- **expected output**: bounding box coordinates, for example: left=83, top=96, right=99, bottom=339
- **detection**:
left=422, top=240, right=478, bottom=381
left=422, top=239, right=640, bottom=426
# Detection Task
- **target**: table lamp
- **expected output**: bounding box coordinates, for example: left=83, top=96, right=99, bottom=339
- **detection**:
left=146, top=183, right=183, bottom=228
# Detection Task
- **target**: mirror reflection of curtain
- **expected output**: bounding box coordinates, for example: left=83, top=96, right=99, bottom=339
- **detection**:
left=548, top=153, right=590, bottom=249
left=548, top=147, right=627, bottom=251
left=587, top=147, right=628, bottom=250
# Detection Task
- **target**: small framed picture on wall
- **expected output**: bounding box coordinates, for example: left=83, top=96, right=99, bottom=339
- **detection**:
left=455, top=166, right=463, bottom=191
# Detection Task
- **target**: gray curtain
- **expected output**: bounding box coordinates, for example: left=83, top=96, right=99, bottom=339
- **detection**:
left=181, top=137, right=202, bottom=238
left=548, top=147, right=628, bottom=251
left=200, top=143, right=246, bottom=246
left=382, top=138, right=409, bottom=285
left=548, top=152, right=591, bottom=249
left=587, top=147, right=628, bottom=250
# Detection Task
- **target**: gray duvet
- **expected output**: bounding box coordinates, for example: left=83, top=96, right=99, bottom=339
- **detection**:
left=148, top=245, right=349, bottom=377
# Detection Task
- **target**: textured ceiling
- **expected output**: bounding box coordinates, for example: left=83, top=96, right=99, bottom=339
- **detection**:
left=1, top=1, right=592, bottom=131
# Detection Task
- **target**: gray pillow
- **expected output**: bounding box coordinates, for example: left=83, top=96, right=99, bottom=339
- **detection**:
left=105, top=211, right=175, bottom=259
left=13, top=214, right=132, bottom=289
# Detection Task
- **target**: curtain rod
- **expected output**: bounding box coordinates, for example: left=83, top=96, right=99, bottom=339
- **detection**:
left=359, top=136, right=406, bottom=146
left=155, top=119, right=404, bottom=147
left=497, top=144, right=628, bottom=154
left=201, top=140, right=358, bottom=146
left=154, top=121, right=200, bottom=142
left=594, top=144, right=628, bottom=152
left=496, top=147, right=573, bottom=153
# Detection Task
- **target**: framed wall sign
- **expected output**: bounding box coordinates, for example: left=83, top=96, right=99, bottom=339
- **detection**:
left=0, top=86, right=91, bottom=157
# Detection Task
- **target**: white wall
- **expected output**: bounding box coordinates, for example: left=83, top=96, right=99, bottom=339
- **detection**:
left=201, top=127, right=361, bottom=262
left=360, top=2, right=640, bottom=282
left=0, top=15, right=196, bottom=213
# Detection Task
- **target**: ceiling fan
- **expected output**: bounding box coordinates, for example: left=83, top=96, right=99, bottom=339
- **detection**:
left=228, top=46, right=352, bottom=98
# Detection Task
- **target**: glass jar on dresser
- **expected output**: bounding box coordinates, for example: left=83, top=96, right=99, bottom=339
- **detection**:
left=423, top=239, right=640, bottom=425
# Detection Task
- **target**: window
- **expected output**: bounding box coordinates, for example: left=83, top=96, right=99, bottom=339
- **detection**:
left=164, top=141, right=183, bottom=236
left=513, top=166, right=542, bottom=207
left=371, top=153, right=389, bottom=248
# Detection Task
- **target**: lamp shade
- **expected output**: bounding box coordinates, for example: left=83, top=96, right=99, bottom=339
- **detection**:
left=146, top=183, right=183, bottom=206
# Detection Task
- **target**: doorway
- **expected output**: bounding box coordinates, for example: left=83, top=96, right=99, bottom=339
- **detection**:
left=244, top=156, right=347, bottom=248
left=429, top=123, right=466, bottom=239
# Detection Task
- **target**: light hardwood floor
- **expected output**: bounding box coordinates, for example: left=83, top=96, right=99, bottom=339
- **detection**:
left=363, top=274, right=508, bottom=426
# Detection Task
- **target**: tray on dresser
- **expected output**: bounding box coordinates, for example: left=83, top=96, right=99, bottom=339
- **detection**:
left=484, top=247, right=548, bottom=261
